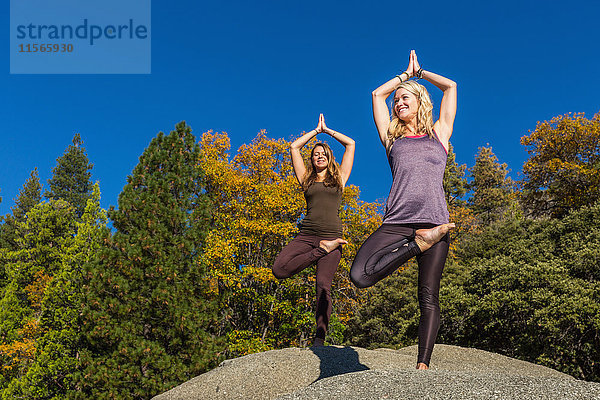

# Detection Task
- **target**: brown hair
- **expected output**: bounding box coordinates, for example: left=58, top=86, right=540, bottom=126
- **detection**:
left=301, top=142, right=343, bottom=192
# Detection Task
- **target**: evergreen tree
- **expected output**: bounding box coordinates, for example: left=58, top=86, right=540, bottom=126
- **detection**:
left=441, top=203, right=600, bottom=382
left=11, top=185, right=107, bottom=399
left=443, top=144, right=468, bottom=208
left=0, top=199, right=77, bottom=397
left=468, top=146, right=513, bottom=224
left=0, top=168, right=42, bottom=250
left=45, top=133, right=94, bottom=218
left=76, top=122, right=222, bottom=399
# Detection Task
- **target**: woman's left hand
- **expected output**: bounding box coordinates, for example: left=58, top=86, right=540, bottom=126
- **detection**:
left=412, top=50, right=421, bottom=77
left=320, top=114, right=329, bottom=134
left=315, top=114, right=324, bottom=133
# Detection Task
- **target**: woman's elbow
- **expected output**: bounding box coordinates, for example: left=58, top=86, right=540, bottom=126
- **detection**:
left=372, top=89, right=385, bottom=99
left=442, top=81, right=457, bottom=95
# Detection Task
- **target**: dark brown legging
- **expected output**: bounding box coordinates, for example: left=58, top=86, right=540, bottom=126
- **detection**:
left=349, top=223, right=449, bottom=366
left=272, top=234, right=342, bottom=340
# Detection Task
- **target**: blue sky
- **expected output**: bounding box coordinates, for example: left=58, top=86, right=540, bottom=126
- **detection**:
left=2, top=0, right=599, bottom=216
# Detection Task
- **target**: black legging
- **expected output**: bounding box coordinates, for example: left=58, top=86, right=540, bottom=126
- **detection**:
left=350, top=223, right=449, bottom=366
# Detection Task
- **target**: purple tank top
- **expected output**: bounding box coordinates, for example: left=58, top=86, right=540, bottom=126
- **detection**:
left=383, top=133, right=450, bottom=225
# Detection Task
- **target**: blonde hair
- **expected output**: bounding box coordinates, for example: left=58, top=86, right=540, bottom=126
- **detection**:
left=388, top=80, right=434, bottom=141
left=302, top=142, right=343, bottom=192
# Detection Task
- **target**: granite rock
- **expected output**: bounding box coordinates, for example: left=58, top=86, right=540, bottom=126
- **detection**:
left=152, top=344, right=600, bottom=400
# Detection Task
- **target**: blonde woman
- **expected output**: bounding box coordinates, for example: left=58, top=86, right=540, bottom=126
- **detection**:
left=350, top=50, right=456, bottom=369
left=272, top=114, right=355, bottom=347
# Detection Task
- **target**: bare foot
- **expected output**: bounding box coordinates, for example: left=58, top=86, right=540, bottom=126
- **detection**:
left=414, top=223, right=455, bottom=252
left=319, top=238, right=348, bottom=253
left=416, top=362, right=429, bottom=370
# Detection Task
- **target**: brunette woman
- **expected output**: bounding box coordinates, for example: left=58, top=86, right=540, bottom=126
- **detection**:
left=272, top=114, right=355, bottom=347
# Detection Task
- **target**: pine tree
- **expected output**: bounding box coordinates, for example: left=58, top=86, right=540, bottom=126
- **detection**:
left=0, top=185, right=107, bottom=398
left=0, top=199, right=77, bottom=397
left=76, top=122, right=222, bottom=399
left=468, top=146, right=513, bottom=224
left=9, top=185, right=108, bottom=399
left=0, top=168, right=43, bottom=250
left=443, top=144, right=468, bottom=208
left=442, top=145, right=477, bottom=256
left=45, top=133, right=94, bottom=218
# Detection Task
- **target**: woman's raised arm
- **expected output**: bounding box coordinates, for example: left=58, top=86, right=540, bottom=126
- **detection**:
left=320, top=114, right=355, bottom=186
left=290, top=117, right=320, bottom=185
left=372, top=53, right=415, bottom=148
left=412, top=52, right=457, bottom=148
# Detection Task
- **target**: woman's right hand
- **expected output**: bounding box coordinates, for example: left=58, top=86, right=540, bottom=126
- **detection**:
left=291, top=116, right=322, bottom=185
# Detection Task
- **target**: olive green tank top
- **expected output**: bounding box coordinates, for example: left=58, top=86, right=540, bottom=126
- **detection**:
left=300, top=182, right=343, bottom=238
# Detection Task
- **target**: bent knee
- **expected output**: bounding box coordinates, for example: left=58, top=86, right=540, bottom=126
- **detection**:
left=350, top=268, right=372, bottom=289
left=316, top=279, right=333, bottom=291
left=272, top=267, right=291, bottom=280
left=418, top=288, right=440, bottom=308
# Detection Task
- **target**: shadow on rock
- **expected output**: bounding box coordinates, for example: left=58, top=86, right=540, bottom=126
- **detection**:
left=310, top=346, right=369, bottom=383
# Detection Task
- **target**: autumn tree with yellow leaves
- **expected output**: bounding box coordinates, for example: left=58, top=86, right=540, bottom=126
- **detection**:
left=198, top=130, right=382, bottom=354
left=521, top=111, right=600, bottom=218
